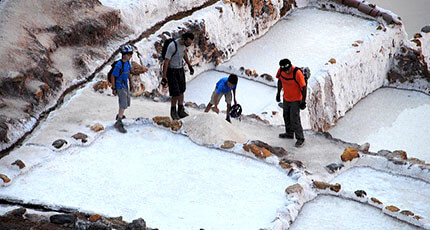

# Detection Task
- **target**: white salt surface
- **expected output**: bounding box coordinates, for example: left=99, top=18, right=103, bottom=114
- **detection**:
left=186, top=70, right=276, bottom=114
left=329, top=88, right=430, bottom=162
left=332, top=167, right=430, bottom=218
left=289, top=195, right=421, bottom=230
left=220, top=7, right=379, bottom=78
left=0, top=125, right=295, bottom=230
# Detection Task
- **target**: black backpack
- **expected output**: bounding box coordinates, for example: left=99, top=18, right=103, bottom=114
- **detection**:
left=281, top=67, right=311, bottom=87
left=107, top=60, right=124, bottom=85
left=161, top=38, right=177, bottom=60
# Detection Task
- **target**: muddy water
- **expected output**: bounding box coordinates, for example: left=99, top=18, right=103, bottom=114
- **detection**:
left=367, top=0, right=430, bottom=37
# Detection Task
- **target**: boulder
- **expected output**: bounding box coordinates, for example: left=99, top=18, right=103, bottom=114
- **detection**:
left=221, top=140, right=236, bottom=149
left=72, top=132, right=88, bottom=143
left=125, top=218, right=146, bottom=230
left=400, top=210, right=414, bottom=216
left=329, top=183, right=341, bottom=192
left=422, top=25, right=430, bottom=33
left=261, top=147, right=272, bottom=158
left=285, top=183, right=303, bottom=195
left=89, top=214, right=102, bottom=222
left=170, top=120, right=182, bottom=131
left=90, top=123, right=104, bottom=132
left=6, top=208, right=26, bottom=218
left=385, top=205, right=400, bottom=212
left=341, top=147, right=359, bottom=162
left=371, top=197, right=383, bottom=205
left=413, top=215, right=423, bottom=220
left=392, top=150, right=407, bottom=160
left=313, top=181, right=330, bottom=190
left=354, top=190, right=367, bottom=198
left=130, top=61, right=148, bottom=75
left=329, top=58, right=336, bottom=64
left=152, top=116, right=172, bottom=128
left=93, top=81, right=108, bottom=91
left=50, top=214, right=76, bottom=225
left=279, top=161, right=293, bottom=169
left=358, top=142, right=370, bottom=152
left=0, top=174, right=11, bottom=183
left=325, top=163, right=344, bottom=173
left=52, top=139, right=68, bottom=149
left=261, top=73, right=273, bottom=81
left=11, top=160, right=26, bottom=169
left=408, top=158, right=425, bottom=165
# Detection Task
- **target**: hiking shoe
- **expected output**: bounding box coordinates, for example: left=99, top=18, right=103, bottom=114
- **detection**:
left=295, top=139, right=305, bottom=148
left=170, top=106, right=180, bottom=120
left=226, top=116, right=231, bottom=123
left=279, top=133, right=294, bottom=139
left=114, top=120, right=127, bottom=133
left=177, top=105, right=189, bottom=119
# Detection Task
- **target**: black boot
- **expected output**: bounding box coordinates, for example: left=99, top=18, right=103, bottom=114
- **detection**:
left=114, top=118, right=127, bottom=133
left=177, top=104, right=189, bottom=118
left=170, top=106, right=180, bottom=120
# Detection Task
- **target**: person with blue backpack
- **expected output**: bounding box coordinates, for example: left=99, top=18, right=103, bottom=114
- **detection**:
left=204, top=74, right=239, bottom=123
left=110, top=45, right=134, bottom=133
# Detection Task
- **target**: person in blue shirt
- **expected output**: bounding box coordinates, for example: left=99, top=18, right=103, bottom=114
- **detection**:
left=111, top=45, right=134, bottom=133
left=204, top=74, right=238, bottom=123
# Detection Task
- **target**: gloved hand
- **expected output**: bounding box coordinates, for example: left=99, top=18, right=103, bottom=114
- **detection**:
left=276, top=93, right=281, bottom=102
left=189, top=66, right=194, bottom=75
left=161, top=78, right=168, bottom=87
left=299, top=101, right=306, bottom=110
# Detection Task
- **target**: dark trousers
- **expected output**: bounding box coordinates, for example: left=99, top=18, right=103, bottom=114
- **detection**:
left=283, top=100, right=304, bottom=140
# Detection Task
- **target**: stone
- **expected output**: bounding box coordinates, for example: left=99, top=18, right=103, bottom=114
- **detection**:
left=0, top=174, right=11, bottom=183
left=170, top=120, right=182, bottom=131
left=130, top=61, right=148, bottom=75
left=198, top=104, right=206, bottom=109
left=11, top=160, right=26, bottom=169
left=252, top=70, right=258, bottom=77
left=414, top=33, right=423, bottom=39
left=89, top=214, right=102, bottom=222
left=279, top=161, right=293, bottom=169
left=72, top=132, right=88, bottom=143
left=243, top=144, right=251, bottom=152
left=52, top=139, right=68, bottom=149
left=358, top=142, right=370, bottom=152
left=371, top=197, right=383, bottom=205
left=354, top=190, right=367, bottom=198
left=325, top=163, right=344, bottom=173
left=152, top=116, right=172, bottom=128
left=221, top=140, right=236, bottom=149
left=408, top=157, right=425, bottom=165
left=341, top=147, right=359, bottom=162
left=249, top=140, right=288, bottom=157
left=377, top=25, right=383, bottom=30
left=6, top=208, right=26, bottom=218
left=413, top=215, right=423, bottom=220
left=261, top=147, right=272, bottom=158
left=285, top=183, right=303, bottom=195
left=392, top=150, right=407, bottom=160
left=245, top=69, right=252, bottom=76
left=352, top=43, right=359, bottom=47
left=261, top=73, right=273, bottom=81
left=93, top=81, right=108, bottom=91
left=50, top=214, right=76, bottom=225
left=385, top=205, right=400, bottom=212
left=249, top=145, right=262, bottom=157
left=329, top=183, right=341, bottom=192
left=313, top=181, right=330, bottom=190
left=421, top=25, right=430, bottom=33
left=90, top=123, right=104, bottom=132
left=126, top=218, right=146, bottom=230
left=400, top=210, right=414, bottom=216
left=329, top=58, right=336, bottom=64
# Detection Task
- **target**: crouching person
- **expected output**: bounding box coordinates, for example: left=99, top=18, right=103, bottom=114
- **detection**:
left=111, top=45, right=134, bottom=133
left=205, top=74, right=238, bottom=123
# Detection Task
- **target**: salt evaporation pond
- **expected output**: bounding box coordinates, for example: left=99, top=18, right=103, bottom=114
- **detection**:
left=219, top=7, right=379, bottom=77
left=289, top=195, right=421, bottom=230
left=329, top=88, right=430, bottom=162
left=186, top=70, right=275, bottom=114
left=331, top=167, right=430, bottom=218
left=0, top=125, right=295, bottom=230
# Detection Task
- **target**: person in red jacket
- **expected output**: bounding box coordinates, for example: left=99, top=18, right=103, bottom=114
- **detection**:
left=276, top=58, right=307, bottom=147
